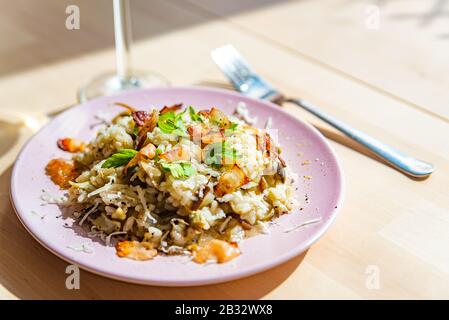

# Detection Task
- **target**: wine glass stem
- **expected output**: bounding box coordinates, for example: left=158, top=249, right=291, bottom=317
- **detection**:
left=113, top=0, right=132, bottom=81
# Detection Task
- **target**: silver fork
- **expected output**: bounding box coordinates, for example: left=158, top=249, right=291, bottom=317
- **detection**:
left=211, top=45, right=434, bottom=178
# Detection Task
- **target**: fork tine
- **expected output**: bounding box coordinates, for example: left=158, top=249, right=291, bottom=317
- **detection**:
left=211, top=44, right=281, bottom=101
left=223, top=45, right=253, bottom=75
left=216, top=45, right=253, bottom=80
left=211, top=47, right=246, bottom=87
left=212, top=46, right=252, bottom=80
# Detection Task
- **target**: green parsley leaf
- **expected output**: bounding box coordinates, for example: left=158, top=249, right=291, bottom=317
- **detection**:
left=157, top=111, right=176, bottom=133
left=181, top=162, right=196, bottom=177
left=157, top=110, right=187, bottom=136
left=188, top=106, right=203, bottom=122
left=160, top=161, right=196, bottom=179
left=102, top=149, right=138, bottom=168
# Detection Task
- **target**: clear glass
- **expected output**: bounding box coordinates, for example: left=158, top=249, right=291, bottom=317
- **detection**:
left=78, top=0, right=168, bottom=103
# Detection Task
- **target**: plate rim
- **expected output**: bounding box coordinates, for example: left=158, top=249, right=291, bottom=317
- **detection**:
left=10, top=86, right=345, bottom=286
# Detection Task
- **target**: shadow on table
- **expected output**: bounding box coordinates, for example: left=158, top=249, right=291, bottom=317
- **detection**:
left=0, top=166, right=304, bottom=299
left=0, top=0, right=289, bottom=78
left=314, top=126, right=431, bottom=181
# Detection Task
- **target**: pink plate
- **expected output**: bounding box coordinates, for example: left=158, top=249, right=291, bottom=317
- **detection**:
left=10, top=87, right=344, bottom=286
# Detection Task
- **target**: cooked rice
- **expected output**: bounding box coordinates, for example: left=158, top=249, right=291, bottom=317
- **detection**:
left=49, top=103, right=297, bottom=263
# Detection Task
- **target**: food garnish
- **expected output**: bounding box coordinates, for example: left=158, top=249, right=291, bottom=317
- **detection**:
left=46, top=102, right=297, bottom=264
left=45, top=158, right=78, bottom=189
left=192, top=239, right=240, bottom=264
left=57, top=138, right=85, bottom=153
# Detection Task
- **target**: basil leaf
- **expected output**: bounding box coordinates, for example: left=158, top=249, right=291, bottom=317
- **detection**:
left=160, top=161, right=195, bottom=179
left=102, top=149, right=138, bottom=168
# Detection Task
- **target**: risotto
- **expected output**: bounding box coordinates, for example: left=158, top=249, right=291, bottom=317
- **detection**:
left=46, top=102, right=297, bottom=264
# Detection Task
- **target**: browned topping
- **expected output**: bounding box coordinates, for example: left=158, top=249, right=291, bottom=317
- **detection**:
left=201, top=131, right=224, bottom=146
left=132, top=110, right=150, bottom=126
left=192, top=239, right=240, bottom=264
left=197, top=109, right=210, bottom=117
left=124, top=143, right=157, bottom=173
left=57, top=138, right=85, bottom=153
left=191, top=186, right=211, bottom=211
left=255, top=132, right=265, bottom=152
left=159, top=145, right=191, bottom=162
left=255, top=132, right=275, bottom=159
left=45, top=158, right=78, bottom=189
left=136, top=109, right=158, bottom=150
left=116, top=241, right=157, bottom=261
left=241, top=221, right=253, bottom=230
left=187, top=124, right=208, bottom=143
left=258, top=176, right=268, bottom=192
left=214, top=165, right=249, bottom=197
left=208, top=107, right=231, bottom=128
left=160, top=103, right=183, bottom=115
left=139, top=143, right=156, bottom=159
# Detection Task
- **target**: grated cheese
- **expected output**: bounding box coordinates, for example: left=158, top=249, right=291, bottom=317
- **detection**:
left=284, top=217, right=322, bottom=233
left=79, top=201, right=100, bottom=226
left=105, top=231, right=127, bottom=246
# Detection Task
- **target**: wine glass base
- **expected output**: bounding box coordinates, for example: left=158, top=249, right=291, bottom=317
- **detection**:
left=78, top=71, right=169, bottom=103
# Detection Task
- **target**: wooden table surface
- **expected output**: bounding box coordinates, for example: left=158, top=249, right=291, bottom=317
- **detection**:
left=0, top=0, right=448, bottom=299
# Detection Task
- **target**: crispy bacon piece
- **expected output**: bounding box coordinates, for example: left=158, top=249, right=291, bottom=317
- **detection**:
left=159, top=103, right=183, bottom=115
left=201, top=131, right=224, bottom=145
left=255, top=132, right=272, bottom=157
left=136, top=110, right=158, bottom=149
left=45, top=158, right=78, bottom=189
left=57, top=138, right=85, bottom=153
left=132, top=110, right=150, bottom=126
left=214, top=165, right=249, bottom=197
left=197, top=107, right=231, bottom=129
left=208, top=107, right=231, bottom=128
left=124, top=143, right=157, bottom=173
left=159, top=145, right=191, bottom=162
left=193, top=239, right=240, bottom=264
left=139, top=143, right=156, bottom=158
left=187, top=124, right=208, bottom=137
left=187, top=124, right=224, bottom=146
left=187, top=124, right=209, bottom=145
left=197, top=109, right=210, bottom=117
left=255, top=132, right=286, bottom=167
left=116, top=241, right=157, bottom=261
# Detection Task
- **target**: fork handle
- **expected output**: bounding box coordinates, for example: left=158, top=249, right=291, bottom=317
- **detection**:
left=286, top=98, right=434, bottom=177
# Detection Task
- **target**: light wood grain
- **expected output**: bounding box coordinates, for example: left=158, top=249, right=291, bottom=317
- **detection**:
left=0, top=0, right=448, bottom=299
left=186, top=0, right=449, bottom=121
